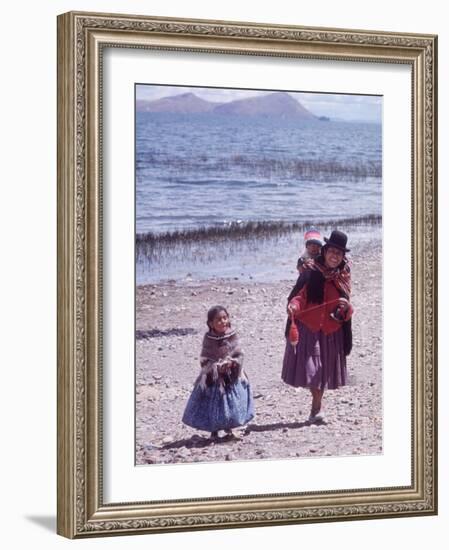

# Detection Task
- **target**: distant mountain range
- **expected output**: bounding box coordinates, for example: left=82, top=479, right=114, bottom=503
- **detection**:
left=136, top=91, right=320, bottom=119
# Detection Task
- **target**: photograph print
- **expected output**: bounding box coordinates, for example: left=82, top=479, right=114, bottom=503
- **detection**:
left=135, top=84, right=383, bottom=466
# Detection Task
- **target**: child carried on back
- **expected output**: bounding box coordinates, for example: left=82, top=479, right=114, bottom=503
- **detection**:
left=296, top=227, right=323, bottom=273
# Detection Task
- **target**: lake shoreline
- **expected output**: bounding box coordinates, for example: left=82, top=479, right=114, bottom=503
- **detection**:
left=137, top=223, right=382, bottom=284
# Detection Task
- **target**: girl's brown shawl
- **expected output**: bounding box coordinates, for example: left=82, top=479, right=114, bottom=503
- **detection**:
left=196, top=329, right=246, bottom=393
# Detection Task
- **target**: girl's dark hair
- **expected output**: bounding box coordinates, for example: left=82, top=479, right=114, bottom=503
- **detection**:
left=206, top=305, right=229, bottom=329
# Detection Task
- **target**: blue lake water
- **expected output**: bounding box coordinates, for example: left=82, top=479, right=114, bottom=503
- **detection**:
left=136, top=113, right=382, bottom=283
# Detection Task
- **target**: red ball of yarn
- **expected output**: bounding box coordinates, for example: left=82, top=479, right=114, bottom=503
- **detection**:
left=289, top=317, right=299, bottom=347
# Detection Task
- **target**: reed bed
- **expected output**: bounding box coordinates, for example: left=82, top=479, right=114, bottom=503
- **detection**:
left=136, top=215, right=382, bottom=265
left=136, top=154, right=381, bottom=180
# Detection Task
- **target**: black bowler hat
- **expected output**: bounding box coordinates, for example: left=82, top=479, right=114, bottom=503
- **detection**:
left=323, top=230, right=350, bottom=252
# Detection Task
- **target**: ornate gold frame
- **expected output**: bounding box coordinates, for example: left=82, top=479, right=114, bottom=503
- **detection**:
left=57, top=11, right=437, bottom=538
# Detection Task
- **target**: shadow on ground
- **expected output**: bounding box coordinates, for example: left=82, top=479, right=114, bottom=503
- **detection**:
left=159, top=418, right=326, bottom=451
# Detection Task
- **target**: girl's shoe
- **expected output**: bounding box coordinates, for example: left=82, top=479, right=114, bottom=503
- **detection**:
left=225, top=428, right=243, bottom=440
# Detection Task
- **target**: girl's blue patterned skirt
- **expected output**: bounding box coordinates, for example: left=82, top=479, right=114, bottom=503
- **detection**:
left=182, top=380, right=254, bottom=432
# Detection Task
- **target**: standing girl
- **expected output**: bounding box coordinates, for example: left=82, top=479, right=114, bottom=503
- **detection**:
left=182, top=305, right=254, bottom=439
left=282, top=230, right=353, bottom=423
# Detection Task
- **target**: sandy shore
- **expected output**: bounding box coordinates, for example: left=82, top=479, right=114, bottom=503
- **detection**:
left=136, top=241, right=382, bottom=465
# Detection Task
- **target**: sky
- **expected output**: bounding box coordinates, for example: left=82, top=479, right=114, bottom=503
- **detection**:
left=136, top=84, right=382, bottom=123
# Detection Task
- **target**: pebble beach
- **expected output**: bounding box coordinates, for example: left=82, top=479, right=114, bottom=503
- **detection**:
left=135, top=237, right=383, bottom=466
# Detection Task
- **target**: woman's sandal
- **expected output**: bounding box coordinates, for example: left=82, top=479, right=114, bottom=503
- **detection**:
left=308, top=408, right=324, bottom=423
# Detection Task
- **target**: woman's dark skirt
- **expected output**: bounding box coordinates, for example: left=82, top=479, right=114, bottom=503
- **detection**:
left=282, top=322, right=347, bottom=390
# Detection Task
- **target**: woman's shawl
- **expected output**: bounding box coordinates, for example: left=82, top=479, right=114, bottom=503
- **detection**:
left=285, top=255, right=353, bottom=355
left=302, top=256, right=351, bottom=299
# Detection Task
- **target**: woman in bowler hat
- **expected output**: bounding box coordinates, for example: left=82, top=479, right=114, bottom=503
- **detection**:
left=282, top=230, right=354, bottom=423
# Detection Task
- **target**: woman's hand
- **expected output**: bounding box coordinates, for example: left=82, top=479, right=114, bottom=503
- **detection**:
left=287, top=302, right=298, bottom=315
left=330, top=298, right=353, bottom=322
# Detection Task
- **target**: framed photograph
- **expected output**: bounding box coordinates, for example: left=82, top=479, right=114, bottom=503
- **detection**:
left=57, top=11, right=437, bottom=538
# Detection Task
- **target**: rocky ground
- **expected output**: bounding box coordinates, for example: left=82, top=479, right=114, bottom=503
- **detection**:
left=135, top=242, right=382, bottom=465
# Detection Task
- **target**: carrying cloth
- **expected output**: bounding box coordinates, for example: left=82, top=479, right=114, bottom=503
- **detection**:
left=285, top=256, right=353, bottom=356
